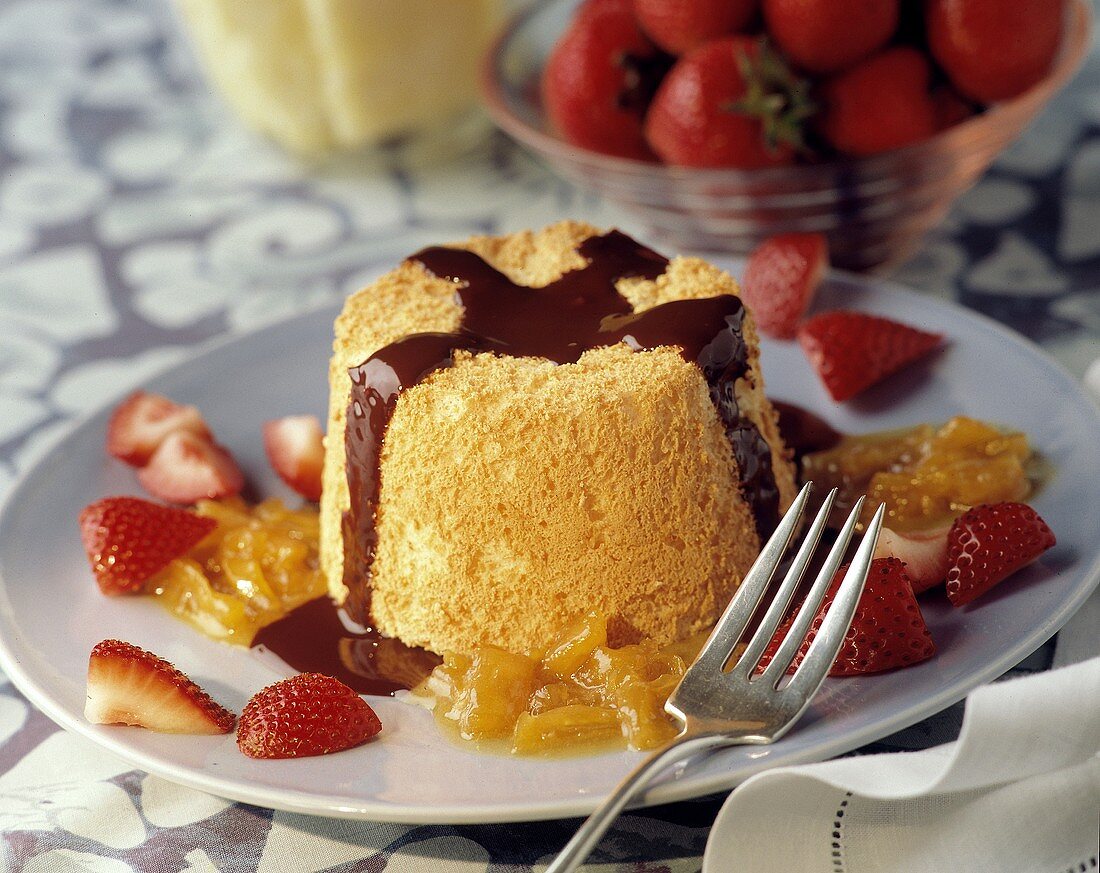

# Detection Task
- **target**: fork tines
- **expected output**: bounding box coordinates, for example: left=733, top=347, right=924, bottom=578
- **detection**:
left=690, top=482, right=885, bottom=687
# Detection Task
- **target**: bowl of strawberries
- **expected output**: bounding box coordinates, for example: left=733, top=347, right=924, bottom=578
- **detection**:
left=482, top=0, right=1090, bottom=271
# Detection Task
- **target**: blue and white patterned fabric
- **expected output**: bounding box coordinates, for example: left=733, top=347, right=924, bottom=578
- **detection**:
left=1, top=1, right=1098, bottom=869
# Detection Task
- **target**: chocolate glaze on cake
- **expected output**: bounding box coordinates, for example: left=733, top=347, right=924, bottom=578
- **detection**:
left=342, top=230, right=780, bottom=624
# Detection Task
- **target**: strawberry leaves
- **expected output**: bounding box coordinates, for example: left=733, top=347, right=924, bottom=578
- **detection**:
left=729, top=37, right=817, bottom=154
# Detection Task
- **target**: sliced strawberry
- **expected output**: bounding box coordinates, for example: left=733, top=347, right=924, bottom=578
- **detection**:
left=759, top=557, right=935, bottom=676
left=79, top=496, right=216, bottom=595
left=873, top=525, right=950, bottom=593
left=85, top=639, right=235, bottom=734
left=797, top=310, right=943, bottom=402
left=945, top=502, right=1056, bottom=607
left=263, top=415, right=324, bottom=502
left=740, top=233, right=828, bottom=339
left=237, top=672, right=382, bottom=759
left=137, top=431, right=244, bottom=504
left=106, top=391, right=211, bottom=467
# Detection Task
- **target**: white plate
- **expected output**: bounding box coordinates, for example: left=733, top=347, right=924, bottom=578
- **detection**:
left=1, top=263, right=1099, bottom=824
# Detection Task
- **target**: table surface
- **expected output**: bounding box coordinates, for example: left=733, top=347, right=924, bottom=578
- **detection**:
left=1, top=1, right=1099, bottom=870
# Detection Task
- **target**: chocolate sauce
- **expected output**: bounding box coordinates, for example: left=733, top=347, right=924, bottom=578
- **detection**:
left=772, top=401, right=843, bottom=467
left=251, top=596, right=441, bottom=696
left=342, top=231, right=780, bottom=624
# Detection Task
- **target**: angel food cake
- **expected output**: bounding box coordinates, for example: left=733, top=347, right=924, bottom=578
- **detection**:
left=320, top=221, right=797, bottom=655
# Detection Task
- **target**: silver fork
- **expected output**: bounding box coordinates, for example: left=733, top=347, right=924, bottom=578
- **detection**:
left=545, top=482, right=885, bottom=873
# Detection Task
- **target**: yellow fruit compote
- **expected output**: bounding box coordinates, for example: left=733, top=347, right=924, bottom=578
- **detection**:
left=803, top=416, right=1036, bottom=533
left=415, top=613, right=707, bottom=755
left=148, top=498, right=326, bottom=645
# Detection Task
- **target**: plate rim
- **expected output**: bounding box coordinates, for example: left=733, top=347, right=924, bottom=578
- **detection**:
left=1, top=264, right=1098, bottom=824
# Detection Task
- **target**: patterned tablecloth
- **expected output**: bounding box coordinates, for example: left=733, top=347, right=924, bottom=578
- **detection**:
left=1, top=1, right=1098, bottom=870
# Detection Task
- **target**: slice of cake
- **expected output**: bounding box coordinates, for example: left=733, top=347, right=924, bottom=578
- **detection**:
left=321, top=221, right=797, bottom=654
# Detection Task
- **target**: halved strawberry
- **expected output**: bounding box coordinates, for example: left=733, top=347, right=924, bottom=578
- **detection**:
left=797, top=310, right=943, bottom=402
left=85, top=639, right=235, bottom=734
left=759, top=557, right=936, bottom=676
left=945, top=502, right=1056, bottom=607
left=106, top=391, right=211, bottom=467
left=79, top=496, right=216, bottom=595
left=263, top=415, right=324, bottom=502
left=873, top=525, right=950, bottom=593
left=237, top=673, right=382, bottom=759
left=740, top=233, right=828, bottom=339
left=137, top=431, right=244, bottom=504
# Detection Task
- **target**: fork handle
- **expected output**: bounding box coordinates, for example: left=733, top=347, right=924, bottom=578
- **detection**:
left=544, top=731, right=739, bottom=873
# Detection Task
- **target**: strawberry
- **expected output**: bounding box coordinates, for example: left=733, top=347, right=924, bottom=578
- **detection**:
left=85, top=639, right=235, bottom=734
left=762, top=0, right=899, bottom=74
left=634, top=0, right=757, bottom=56
left=926, top=0, right=1066, bottom=104
left=237, top=673, right=382, bottom=759
left=79, top=496, right=216, bottom=595
left=137, top=431, right=244, bottom=504
left=542, top=0, right=669, bottom=160
left=818, top=48, right=938, bottom=157
left=932, top=86, right=977, bottom=131
left=945, top=502, right=1056, bottom=607
left=759, top=557, right=936, bottom=676
left=644, top=37, right=813, bottom=168
left=873, top=525, right=950, bottom=593
left=797, top=310, right=943, bottom=402
left=740, top=233, right=828, bottom=339
left=106, top=391, right=211, bottom=468
left=263, top=415, right=324, bottom=502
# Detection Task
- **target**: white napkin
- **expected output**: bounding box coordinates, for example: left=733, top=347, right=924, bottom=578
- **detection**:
left=702, top=363, right=1100, bottom=873
left=704, top=656, right=1100, bottom=873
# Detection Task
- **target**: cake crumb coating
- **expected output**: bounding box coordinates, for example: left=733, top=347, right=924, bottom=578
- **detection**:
left=321, top=221, right=797, bottom=653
